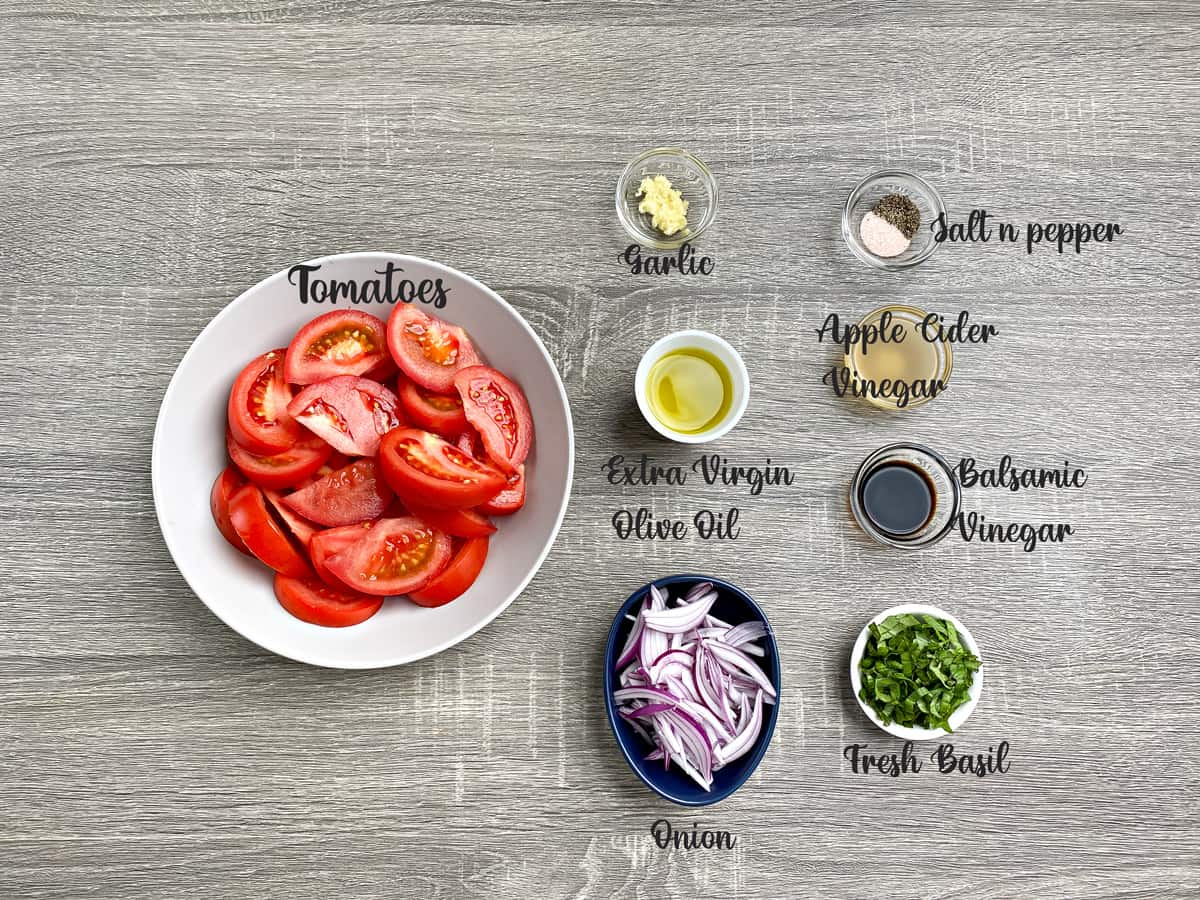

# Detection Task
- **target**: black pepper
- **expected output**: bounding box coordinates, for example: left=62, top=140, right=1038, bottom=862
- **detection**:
left=871, top=193, right=921, bottom=240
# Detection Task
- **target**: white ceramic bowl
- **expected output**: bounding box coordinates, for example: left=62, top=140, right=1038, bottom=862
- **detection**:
left=634, top=330, right=749, bottom=444
left=152, top=252, right=574, bottom=669
left=849, top=603, right=983, bottom=740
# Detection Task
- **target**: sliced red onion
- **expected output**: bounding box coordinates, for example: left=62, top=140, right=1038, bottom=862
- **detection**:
left=724, top=622, right=768, bottom=645
left=624, top=715, right=653, bottom=746
left=661, top=708, right=713, bottom=783
left=613, top=583, right=773, bottom=791
left=665, top=673, right=697, bottom=703
left=615, top=614, right=644, bottom=669
left=648, top=648, right=694, bottom=684
left=705, top=639, right=777, bottom=698
left=715, top=689, right=764, bottom=766
left=639, top=623, right=669, bottom=673
left=656, top=716, right=685, bottom=759
left=677, top=697, right=734, bottom=743
left=648, top=584, right=667, bottom=610
left=643, top=592, right=717, bottom=633
left=691, top=644, right=728, bottom=728
left=729, top=673, right=776, bottom=703
left=625, top=702, right=677, bottom=720
left=614, top=685, right=679, bottom=706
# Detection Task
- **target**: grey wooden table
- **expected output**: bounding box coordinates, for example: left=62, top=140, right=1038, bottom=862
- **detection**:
left=3, top=10, right=1199, bottom=900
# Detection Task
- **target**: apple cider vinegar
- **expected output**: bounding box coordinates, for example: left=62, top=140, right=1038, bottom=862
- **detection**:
left=844, top=305, right=953, bottom=410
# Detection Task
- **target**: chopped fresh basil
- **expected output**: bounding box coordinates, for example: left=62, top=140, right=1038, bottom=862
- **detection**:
left=858, top=613, right=981, bottom=732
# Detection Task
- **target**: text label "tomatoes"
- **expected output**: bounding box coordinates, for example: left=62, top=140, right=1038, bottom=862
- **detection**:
left=288, top=263, right=450, bottom=308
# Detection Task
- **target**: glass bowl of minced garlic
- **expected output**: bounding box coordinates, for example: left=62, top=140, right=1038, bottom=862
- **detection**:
left=842, top=170, right=945, bottom=270
left=616, top=148, right=718, bottom=250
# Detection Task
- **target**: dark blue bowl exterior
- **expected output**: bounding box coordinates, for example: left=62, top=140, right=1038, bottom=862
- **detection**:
left=602, top=574, right=781, bottom=806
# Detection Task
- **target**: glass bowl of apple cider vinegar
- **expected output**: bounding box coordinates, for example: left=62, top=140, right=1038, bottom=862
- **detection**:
left=845, top=305, right=953, bottom=411
left=635, top=330, right=750, bottom=444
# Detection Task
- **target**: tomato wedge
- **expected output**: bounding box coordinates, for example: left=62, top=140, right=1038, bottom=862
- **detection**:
left=397, top=377, right=469, bottom=438
left=386, top=306, right=481, bottom=393
left=226, top=429, right=332, bottom=491
left=309, top=522, right=374, bottom=589
left=295, top=450, right=351, bottom=489
left=211, top=467, right=250, bottom=554
left=288, top=375, right=402, bottom=457
left=378, top=428, right=506, bottom=509
left=364, top=354, right=399, bottom=384
left=273, top=573, right=383, bottom=627
left=325, top=516, right=452, bottom=596
left=453, top=365, right=533, bottom=474
left=456, top=431, right=480, bottom=455
left=409, top=537, right=489, bottom=607
left=228, top=349, right=300, bottom=455
left=284, top=310, right=389, bottom=385
left=477, top=464, right=526, bottom=516
left=227, top=484, right=311, bottom=578
left=407, top=502, right=496, bottom=539
left=281, top=458, right=393, bottom=527
left=264, top=489, right=320, bottom=548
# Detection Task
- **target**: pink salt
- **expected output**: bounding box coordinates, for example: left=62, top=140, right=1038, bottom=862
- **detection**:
left=859, top=211, right=911, bottom=258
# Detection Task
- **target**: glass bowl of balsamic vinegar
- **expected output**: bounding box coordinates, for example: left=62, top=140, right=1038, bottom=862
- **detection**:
left=850, top=443, right=961, bottom=549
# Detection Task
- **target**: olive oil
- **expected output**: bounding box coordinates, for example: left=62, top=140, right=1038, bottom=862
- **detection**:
left=646, top=348, right=732, bottom=435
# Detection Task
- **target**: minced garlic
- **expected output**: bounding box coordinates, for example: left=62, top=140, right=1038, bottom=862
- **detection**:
left=636, top=175, right=689, bottom=236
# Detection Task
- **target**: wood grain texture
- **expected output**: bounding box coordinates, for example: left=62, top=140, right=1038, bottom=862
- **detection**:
left=2, top=1, right=1199, bottom=25
left=1, top=18, right=1199, bottom=900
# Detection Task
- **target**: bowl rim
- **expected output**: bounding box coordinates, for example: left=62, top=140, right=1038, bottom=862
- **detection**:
left=849, top=441, right=962, bottom=549
left=849, top=602, right=984, bottom=741
left=633, top=329, right=751, bottom=444
left=841, top=168, right=946, bottom=271
left=602, top=573, right=781, bottom=806
left=615, top=147, right=719, bottom=251
left=151, top=250, right=575, bottom=669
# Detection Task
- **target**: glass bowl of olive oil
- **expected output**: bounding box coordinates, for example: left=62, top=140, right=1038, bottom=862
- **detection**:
left=635, top=330, right=749, bottom=444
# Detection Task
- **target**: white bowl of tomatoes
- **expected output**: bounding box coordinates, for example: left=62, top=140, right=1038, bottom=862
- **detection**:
left=153, top=252, right=573, bottom=668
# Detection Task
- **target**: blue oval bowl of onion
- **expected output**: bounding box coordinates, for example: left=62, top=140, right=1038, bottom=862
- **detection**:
left=603, top=574, right=781, bottom=806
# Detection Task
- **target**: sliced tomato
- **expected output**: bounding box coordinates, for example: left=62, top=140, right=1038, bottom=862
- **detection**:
left=283, top=310, right=389, bottom=385
left=453, top=365, right=533, bottom=474
left=309, top=522, right=374, bottom=589
left=383, top=496, right=410, bottom=518
left=378, top=428, right=506, bottom=509
left=456, top=431, right=480, bottom=456
left=227, top=484, right=311, bottom=578
left=409, top=537, right=489, bottom=607
left=288, top=375, right=402, bottom=457
left=397, top=377, right=469, bottom=438
left=478, top=465, right=526, bottom=516
left=228, top=349, right=300, bottom=455
left=295, top=450, right=351, bottom=489
left=407, top=502, right=496, bottom=539
left=211, top=467, right=250, bottom=555
left=226, top=429, right=332, bottom=491
left=325, top=516, right=452, bottom=596
left=281, top=458, right=394, bottom=527
left=386, top=306, right=481, bottom=393
left=364, top=354, right=399, bottom=383
left=264, top=489, right=320, bottom=548
left=273, top=573, right=383, bottom=627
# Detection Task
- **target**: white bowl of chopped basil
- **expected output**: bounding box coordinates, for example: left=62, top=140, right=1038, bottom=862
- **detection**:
left=850, top=604, right=983, bottom=741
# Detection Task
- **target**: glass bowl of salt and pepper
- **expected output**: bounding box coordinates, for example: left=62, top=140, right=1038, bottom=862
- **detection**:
left=842, top=170, right=945, bottom=270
